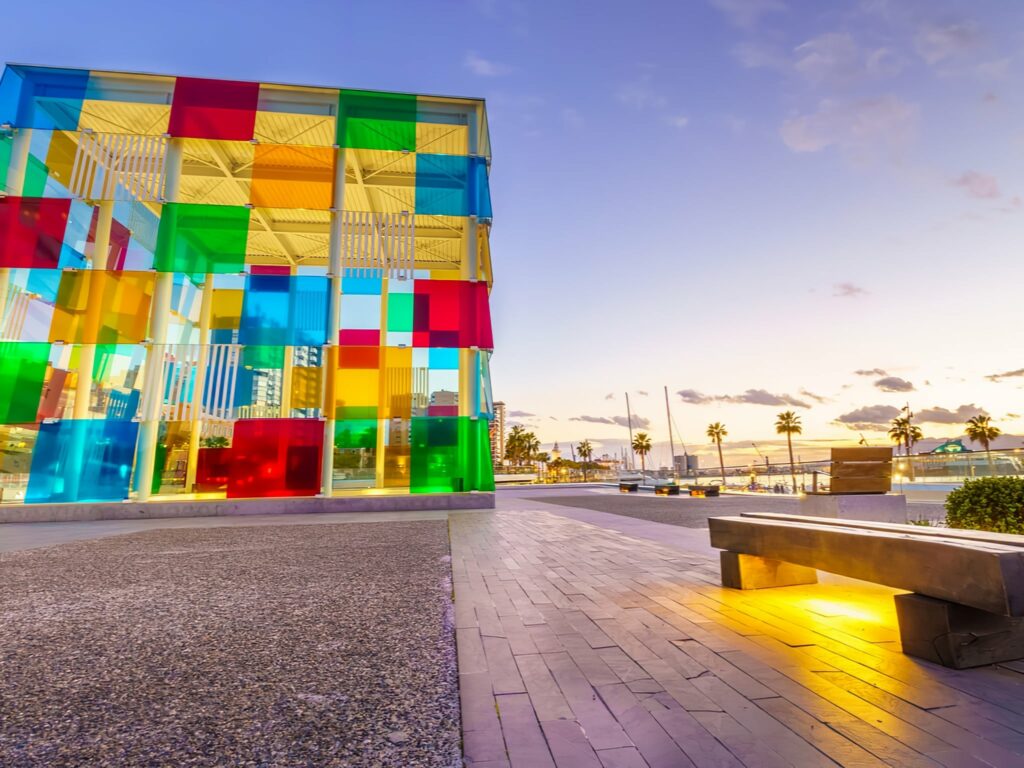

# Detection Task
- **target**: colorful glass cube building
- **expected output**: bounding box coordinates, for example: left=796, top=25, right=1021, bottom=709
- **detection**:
left=0, top=65, right=495, bottom=504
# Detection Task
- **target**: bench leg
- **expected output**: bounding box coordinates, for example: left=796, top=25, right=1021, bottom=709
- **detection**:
left=719, top=551, right=818, bottom=590
left=894, top=593, right=1024, bottom=669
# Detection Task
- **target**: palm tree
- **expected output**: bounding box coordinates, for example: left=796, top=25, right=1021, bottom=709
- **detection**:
left=888, top=417, right=908, bottom=456
left=775, top=411, right=802, bottom=492
left=707, top=422, right=728, bottom=484
left=906, top=424, right=922, bottom=455
left=505, top=425, right=527, bottom=467
left=631, top=432, right=652, bottom=478
left=577, top=440, right=594, bottom=482
left=965, top=415, right=1001, bottom=476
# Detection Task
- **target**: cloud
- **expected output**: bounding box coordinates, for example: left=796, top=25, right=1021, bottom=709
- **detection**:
left=615, top=73, right=667, bottom=110
left=914, top=21, right=982, bottom=65
left=833, top=282, right=868, bottom=298
left=464, top=51, right=510, bottom=77
left=1008, top=413, right=1021, bottom=419
left=855, top=368, right=888, bottom=376
left=508, top=410, right=534, bottom=417
left=711, top=0, right=786, bottom=28
left=793, top=33, right=900, bottom=84
left=732, top=41, right=789, bottom=70
left=571, top=414, right=651, bottom=429
left=874, top=376, right=914, bottom=392
left=951, top=171, right=1000, bottom=199
left=667, top=115, right=690, bottom=129
left=986, top=368, right=1024, bottom=382
left=835, top=404, right=901, bottom=429
left=917, top=404, right=987, bottom=423
left=780, top=96, right=918, bottom=157
left=799, top=388, right=829, bottom=404
left=676, top=389, right=810, bottom=408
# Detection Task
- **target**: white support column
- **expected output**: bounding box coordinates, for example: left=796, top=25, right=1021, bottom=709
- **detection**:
left=73, top=199, right=115, bottom=419
left=321, top=148, right=346, bottom=496
left=135, top=138, right=182, bottom=500
left=184, top=273, right=213, bottom=491
left=374, top=268, right=390, bottom=489
left=459, top=215, right=480, bottom=419
left=0, top=128, right=33, bottom=337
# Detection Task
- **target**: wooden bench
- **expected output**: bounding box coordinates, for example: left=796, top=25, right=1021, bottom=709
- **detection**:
left=708, top=512, right=1024, bottom=668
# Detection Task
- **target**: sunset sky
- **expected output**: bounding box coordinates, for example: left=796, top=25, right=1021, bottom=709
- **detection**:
left=3, top=0, right=1022, bottom=465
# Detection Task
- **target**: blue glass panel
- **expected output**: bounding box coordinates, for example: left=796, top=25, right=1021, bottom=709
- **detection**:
left=0, top=66, right=88, bottom=131
left=26, top=420, right=139, bottom=503
left=26, top=268, right=60, bottom=302
left=471, top=157, right=493, bottom=221
left=429, top=348, right=460, bottom=369
left=239, top=274, right=329, bottom=346
left=415, top=154, right=471, bottom=216
left=342, top=276, right=382, bottom=295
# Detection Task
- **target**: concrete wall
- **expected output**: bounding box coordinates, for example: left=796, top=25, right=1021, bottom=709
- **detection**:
left=0, top=493, right=495, bottom=524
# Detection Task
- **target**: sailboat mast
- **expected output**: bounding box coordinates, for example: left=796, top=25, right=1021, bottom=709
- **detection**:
left=625, top=391, right=635, bottom=470
left=664, top=386, right=676, bottom=476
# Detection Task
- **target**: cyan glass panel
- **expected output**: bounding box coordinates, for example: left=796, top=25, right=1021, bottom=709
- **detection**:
left=415, top=154, right=470, bottom=216
left=26, top=420, right=139, bottom=503
left=239, top=274, right=329, bottom=346
left=342, top=276, right=382, bottom=295
left=0, top=66, right=88, bottom=130
left=429, top=348, right=460, bottom=369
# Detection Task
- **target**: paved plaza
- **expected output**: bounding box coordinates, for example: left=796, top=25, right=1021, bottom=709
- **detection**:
left=2, top=489, right=1023, bottom=766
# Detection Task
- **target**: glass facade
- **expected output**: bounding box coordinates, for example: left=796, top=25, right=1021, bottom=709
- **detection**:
left=0, top=65, right=495, bottom=504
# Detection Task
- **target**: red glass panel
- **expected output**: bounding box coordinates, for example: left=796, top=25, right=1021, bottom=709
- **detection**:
left=196, top=447, right=231, bottom=492
left=412, top=280, right=493, bottom=349
left=0, top=197, right=70, bottom=268
left=87, top=207, right=131, bottom=270
left=168, top=77, right=259, bottom=141
left=250, top=265, right=291, bottom=275
left=338, top=328, right=380, bottom=346
left=227, top=419, right=323, bottom=498
left=339, top=346, right=380, bottom=369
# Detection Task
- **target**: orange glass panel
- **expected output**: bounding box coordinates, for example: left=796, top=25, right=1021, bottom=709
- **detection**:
left=48, top=271, right=155, bottom=343
left=291, top=365, right=322, bottom=409
left=249, top=145, right=335, bottom=210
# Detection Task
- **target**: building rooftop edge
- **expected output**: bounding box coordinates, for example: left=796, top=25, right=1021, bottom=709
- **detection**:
left=2, top=62, right=488, bottom=108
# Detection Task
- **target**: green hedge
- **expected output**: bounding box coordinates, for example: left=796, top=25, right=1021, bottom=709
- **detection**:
left=945, top=477, right=1024, bottom=534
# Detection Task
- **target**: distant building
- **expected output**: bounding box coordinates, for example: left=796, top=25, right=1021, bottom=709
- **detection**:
left=490, top=401, right=507, bottom=467
left=550, top=441, right=562, bottom=461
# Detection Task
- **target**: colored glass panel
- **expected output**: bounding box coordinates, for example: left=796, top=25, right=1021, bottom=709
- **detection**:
left=413, top=279, right=493, bottom=349
left=291, top=366, right=322, bottom=409
left=0, top=342, right=49, bottom=423
left=227, top=419, right=322, bottom=498
left=334, top=367, right=378, bottom=420
left=154, top=203, right=250, bottom=275
left=0, top=66, right=88, bottom=131
left=387, top=292, right=414, bottom=331
left=211, top=288, right=243, bottom=330
left=242, top=345, right=285, bottom=370
left=26, top=419, right=139, bottom=503
left=250, top=145, right=335, bottom=209
left=196, top=447, right=231, bottom=492
left=0, top=197, right=70, bottom=268
left=0, top=134, right=10, bottom=191
left=49, top=271, right=154, bottom=344
left=337, top=90, right=416, bottom=151
left=239, top=274, right=329, bottom=346
left=168, top=77, right=259, bottom=141
left=410, top=416, right=494, bottom=493
left=339, top=346, right=380, bottom=369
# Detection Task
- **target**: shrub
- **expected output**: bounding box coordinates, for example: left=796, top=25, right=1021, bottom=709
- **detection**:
left=945, top=477, right=1024, bottom=534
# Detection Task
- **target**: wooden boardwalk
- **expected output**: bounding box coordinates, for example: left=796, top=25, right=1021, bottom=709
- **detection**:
left=451, top=509, right=1024, bottom=768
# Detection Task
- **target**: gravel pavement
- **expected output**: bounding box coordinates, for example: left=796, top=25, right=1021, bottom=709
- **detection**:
left=530, top=492, right=946, bottom=527
left=0, top=521, right=459, bottom=768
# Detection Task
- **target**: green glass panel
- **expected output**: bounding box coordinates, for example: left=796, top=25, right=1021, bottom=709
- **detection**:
left=242, top=345, right=285, bottom=370
left=410, top=416, right=494, bottom=494
left=22, top=154, right=47, bottom=196
left=337, top=90, right=416, bottom=151
left=0, top=342, right=49, bottom=423
left=336, top=404, right=377, bottom=420
left=387, top=293, right=414, bottom=331
left=334, top=419, right=377, bottom=450
left=154, top=203, right=249, bottom=275
left=0, top=134, right=10, bottom=192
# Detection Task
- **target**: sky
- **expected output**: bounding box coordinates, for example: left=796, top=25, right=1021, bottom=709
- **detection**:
left=3, top=0, right=1022, bottom=466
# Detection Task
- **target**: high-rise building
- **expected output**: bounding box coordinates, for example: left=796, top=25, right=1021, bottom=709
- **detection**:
left=490, top=401, right=506, bottom=467
left=0, top=65, right=496, bottom=505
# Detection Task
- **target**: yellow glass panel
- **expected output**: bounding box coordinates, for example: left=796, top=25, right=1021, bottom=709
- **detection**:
left=335, top=368, right=379, bottom=406
left=380, top=346, right=412, bottom=419
left=44, top=131, right=78, bottom=189
left=250, top=145, right=335, bottom=210
left=415, top=122, right=469, bottom=156
left=49, top=271, right=155, bottom=344
left=383, top=418, right=411, bottom=488
left=177, top=139, right=255, bottom=206
left=245, top=207, right=330, bottom=266
left=254, top=83, right=338, bottom=147
left=291, top=365, right=322, bottom=409
left=211, top=289, right=243, bottom=330
left=77, top=98, right=171, bottom=135
left=342, top=149, right=415, bottom=213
